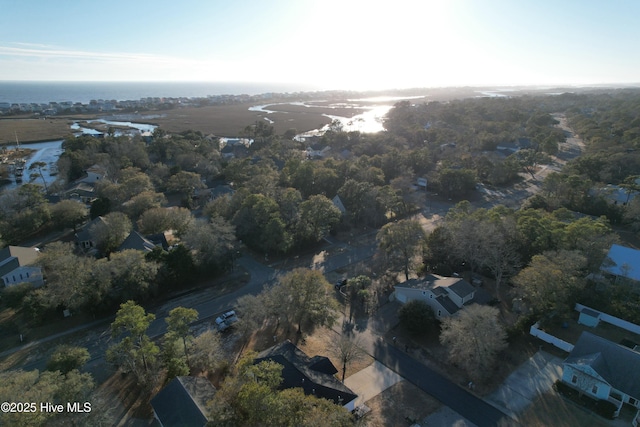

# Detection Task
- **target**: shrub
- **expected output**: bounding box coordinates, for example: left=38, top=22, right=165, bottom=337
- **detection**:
left=554, top=380, right=616, bottom=420
left=0, top=283, right=33, bottom=309
left=398, top=300, right=436, bottom=335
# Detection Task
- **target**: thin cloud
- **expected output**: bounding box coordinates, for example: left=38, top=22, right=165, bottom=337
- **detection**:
left=0, top=43, right=177, bottom=64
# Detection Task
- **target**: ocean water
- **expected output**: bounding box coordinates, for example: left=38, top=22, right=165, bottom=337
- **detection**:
left=0, top=81, right=321, bottom=105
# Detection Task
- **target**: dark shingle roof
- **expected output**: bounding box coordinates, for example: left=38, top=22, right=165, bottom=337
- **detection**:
left=255, top=340, right=357, bottom=407
left=75, top=216, right=107, bottom=243
left=146, top=232, right=169, bottom=250
left=117, top=230, right=156, bottom=252
left=436, top=295, right=460, bottom=315
left=151, top=376, right=216, bottom=427
left=0, top=246, right=39, bottom=277
left=308, top=355, right=338, bottom=375
left=0, top=258, right=20, bottom=278
left=446, top=279, right=475, bottom=299
left=565, top=332, right=640, bottom=399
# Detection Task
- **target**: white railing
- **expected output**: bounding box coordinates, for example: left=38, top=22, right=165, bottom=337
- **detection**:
left=529, top=322, right=575, bottom=352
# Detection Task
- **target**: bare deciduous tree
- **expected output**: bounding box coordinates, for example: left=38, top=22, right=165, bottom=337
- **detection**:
left=439, top=304, right=507, bottom=381
left=188, top=330, right=223, bottom=373
left=376, top=219, right=426, bottom=280
left=332, top=335, right=366, bottom=382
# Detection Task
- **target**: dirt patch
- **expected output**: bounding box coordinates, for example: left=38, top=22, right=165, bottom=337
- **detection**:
left=298, top=326, right=374, bottom=380
left=363, top=380, right=441, bottom=427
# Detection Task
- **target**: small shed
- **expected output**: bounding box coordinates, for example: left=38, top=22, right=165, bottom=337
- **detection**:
left=578, top=307, right=601, bottom=327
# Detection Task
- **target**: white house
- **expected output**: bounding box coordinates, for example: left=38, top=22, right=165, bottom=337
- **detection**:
left=394, top=274, right=476, bottom=319
left=63, top=182, right=97, bottom=205
left=562, top=331, right=640, bottom=424
left=600, top=244, right=640, bottom=284
left=0, top=246, right=44, bottom=288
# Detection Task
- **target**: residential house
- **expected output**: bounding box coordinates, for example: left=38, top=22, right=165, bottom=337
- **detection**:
left=600, top=244, right=640, bottom=284
left=254, top=340, right=358, bottom=411
left=562, top=331, right=640, bottom=424
left=77, top=164, right=107, bottom=184
left=146, top=231, right=171, bottom=250
left=0, top=246, right=44, bottom=288
left=332, top=195, right=347, bottom=216
left=117, top=230, right=157, bottom=253
left=591, top=184, right=639, bottom=206
left=75, top=216, right=108, bottom=250
left=63, top=182, right=97, bottom=205
left=151, top=376, right=217, bottom=427
left=394, top=274, right=476, bottom=319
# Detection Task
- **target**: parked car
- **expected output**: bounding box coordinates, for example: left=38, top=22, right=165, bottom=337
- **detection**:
left=215, top=310, right=238, bottom=331
left=335, top=278, right=348, bottom=290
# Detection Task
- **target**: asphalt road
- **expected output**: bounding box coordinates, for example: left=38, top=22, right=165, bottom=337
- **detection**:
left=3, top=242, right=376, bottom=375
left=5, top=236, right=509, bottom=426
left=373, top=342, right=509, bottom=427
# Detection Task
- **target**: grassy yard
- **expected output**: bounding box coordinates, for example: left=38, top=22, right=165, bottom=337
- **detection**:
left=518, top=391, right=613, bottom=427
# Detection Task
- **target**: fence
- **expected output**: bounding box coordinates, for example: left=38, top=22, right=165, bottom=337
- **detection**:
left=529, top=322, right=575, bottom=352
left=575, top=303, right=640, bottom=335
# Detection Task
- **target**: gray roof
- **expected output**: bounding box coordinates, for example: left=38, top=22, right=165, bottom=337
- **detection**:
left=580, top=307, right=601, bottom=318
left=332, top=195, right=346, bottom=214
left=565, top=331, right=640, bottom=399
left=0, top=246, right=39, bottom=278
left=396, top=275, right=475, bottom=299
left=436, top=295, right=461, bottom=315
left=75, top=216, right=107, bottom=243
left=443, top=278, right=475, bottom=299
left=118, top=231, right=156, bottom=252
left=151, top=376, right=216, bottom=427
left=255, top=340, right=357, bottom=407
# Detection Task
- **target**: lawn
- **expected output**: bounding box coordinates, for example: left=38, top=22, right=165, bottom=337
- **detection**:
left=518, top=391, right=613, bottom=427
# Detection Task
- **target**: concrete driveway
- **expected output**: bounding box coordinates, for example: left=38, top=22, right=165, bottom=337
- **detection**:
left=486, top=350, right=563, bottom=419
left=344, top=360, right=403, bottom=406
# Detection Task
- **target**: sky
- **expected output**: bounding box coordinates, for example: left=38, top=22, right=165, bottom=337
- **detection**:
left=1, top=0, right=639, bottom=91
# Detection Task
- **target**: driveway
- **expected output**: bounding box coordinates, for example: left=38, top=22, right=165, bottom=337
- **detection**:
left=344, top=360, right=403, bottom=406
left=340, top=303, right=509, bottom=427
left=486, top=350, right=563, bottom=419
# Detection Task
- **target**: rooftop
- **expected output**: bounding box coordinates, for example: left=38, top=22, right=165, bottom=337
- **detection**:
left=151, top=376, right=216, bottom=427
left=255, top=340, right=357, bottom=407
left=565, top=331, right=640, bottom=399
left=396, top=274, right=475, bottom=298
left=601, top=244, right=640, bottom=282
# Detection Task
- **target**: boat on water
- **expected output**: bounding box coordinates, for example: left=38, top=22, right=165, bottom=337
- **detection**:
left=14, top=159, right=25, bottom=182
